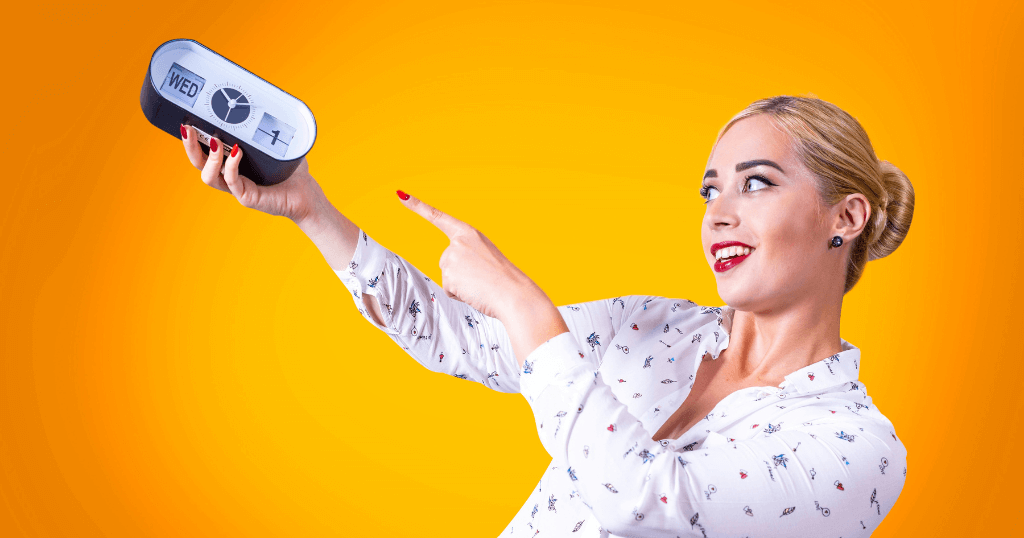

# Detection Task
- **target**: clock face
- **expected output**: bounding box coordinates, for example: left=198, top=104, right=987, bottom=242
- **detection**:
left=204, top=83, right=257, bottom=129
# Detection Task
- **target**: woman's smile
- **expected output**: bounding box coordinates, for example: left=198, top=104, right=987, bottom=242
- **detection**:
left=714, top=249, right=752, bottom=272
left=711, top=241, right=755, bottom=273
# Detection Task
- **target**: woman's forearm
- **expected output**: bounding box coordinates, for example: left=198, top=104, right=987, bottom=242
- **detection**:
left=296, top=198, right=390, bottom=326
left=298, top=193, right=569, bottom=361
left=499, top=289, right=571, bottom=368
left=294, top=197, right=361, bottom=273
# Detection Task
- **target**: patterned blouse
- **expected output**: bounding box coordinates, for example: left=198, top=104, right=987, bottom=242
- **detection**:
left=335, top=230, right=907, bottom=537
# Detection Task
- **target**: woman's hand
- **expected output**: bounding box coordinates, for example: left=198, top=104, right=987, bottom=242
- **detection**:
left=400, top=191, right=571, bottom=366
left=399, top=192, right=539, bottom=320
left=181, top=124, right=329, bottom=224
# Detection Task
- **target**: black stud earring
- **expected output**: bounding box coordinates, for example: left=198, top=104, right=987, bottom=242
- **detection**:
left=830, top=236, right=843, bottom=249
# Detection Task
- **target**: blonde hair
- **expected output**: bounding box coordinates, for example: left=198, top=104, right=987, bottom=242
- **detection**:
left=714, top=96, right=915, bottom=294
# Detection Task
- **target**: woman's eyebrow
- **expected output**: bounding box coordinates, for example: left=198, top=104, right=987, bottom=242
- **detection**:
left=703, top=159, right=786, bottom=179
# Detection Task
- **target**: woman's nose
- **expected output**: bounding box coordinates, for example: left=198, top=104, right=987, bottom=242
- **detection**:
left=706, top=189, right=740, bottom=228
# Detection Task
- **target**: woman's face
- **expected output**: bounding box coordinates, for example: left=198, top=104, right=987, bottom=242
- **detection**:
left=700, top=115, right=842, bottom=311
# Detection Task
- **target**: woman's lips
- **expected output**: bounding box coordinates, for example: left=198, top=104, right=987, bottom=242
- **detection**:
left=714, top=250, right=752, bottom=272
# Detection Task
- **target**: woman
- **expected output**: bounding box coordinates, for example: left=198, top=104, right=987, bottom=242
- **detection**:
left=180, top=95, right=913, bottom=537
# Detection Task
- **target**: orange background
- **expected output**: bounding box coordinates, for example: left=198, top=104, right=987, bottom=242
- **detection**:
left=2, top=0, right=1021, bottom=535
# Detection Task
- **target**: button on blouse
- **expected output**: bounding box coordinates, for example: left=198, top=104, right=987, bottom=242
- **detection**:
left=336, top=230, right=908, bottom=537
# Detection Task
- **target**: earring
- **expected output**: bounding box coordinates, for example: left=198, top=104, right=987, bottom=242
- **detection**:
left=830, top=236, right=843, bottom=249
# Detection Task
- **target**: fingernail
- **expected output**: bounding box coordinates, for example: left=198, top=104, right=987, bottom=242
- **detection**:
left=210, top=138, right=219, bottom=153
left=180, top=124, right=188, bottom=139
left=396, top=190, right=410, bottom=200
left=230, top=143, right=239, bottom=158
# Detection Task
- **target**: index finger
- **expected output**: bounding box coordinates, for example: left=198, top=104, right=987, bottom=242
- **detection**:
left=181, top=124, right=208, bottom=170
left=398, top=191, right=470, bottom=237
left=181, top=124, right=229, bottom=192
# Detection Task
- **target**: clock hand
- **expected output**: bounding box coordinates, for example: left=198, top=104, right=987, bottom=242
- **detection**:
left=220, top=88, right=232, bottom=100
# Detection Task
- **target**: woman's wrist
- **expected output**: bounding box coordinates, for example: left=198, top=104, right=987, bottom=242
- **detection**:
left=291, top=184, right=331, bottom=228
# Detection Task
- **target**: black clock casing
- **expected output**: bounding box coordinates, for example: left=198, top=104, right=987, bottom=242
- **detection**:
left=140, top=39, right=316, bottom=186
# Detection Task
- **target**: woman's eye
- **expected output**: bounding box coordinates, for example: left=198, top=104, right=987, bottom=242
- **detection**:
left=699, top=185, right=719, bottom=203
left=745, top=176, right=772, bottom=192
left=701, top=176, right=772, bottom=203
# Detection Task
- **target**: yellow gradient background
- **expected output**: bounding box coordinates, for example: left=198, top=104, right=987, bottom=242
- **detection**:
left=2, top=0, right=1021, bottom=536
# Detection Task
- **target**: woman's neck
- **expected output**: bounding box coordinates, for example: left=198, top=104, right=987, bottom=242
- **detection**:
left=723, top=298, right=844, bottom=387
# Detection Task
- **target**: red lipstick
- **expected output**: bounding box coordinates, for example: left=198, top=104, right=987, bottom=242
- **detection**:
left=711, top=241, right=755, bottom=273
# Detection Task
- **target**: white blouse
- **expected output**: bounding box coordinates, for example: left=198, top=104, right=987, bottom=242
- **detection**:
left=335, top=230, right=907, bottom=537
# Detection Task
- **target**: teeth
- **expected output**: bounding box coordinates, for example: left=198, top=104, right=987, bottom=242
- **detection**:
left=716, top=246, right=753, bottom=260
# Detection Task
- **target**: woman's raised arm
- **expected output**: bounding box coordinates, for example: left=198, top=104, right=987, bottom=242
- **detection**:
left=324, top=218, right=659, bottom=394
left=175, top=129, right=653, bottom=395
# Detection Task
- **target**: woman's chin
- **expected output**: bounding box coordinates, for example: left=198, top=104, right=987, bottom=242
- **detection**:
left=715, top=283, right=756, bottom=310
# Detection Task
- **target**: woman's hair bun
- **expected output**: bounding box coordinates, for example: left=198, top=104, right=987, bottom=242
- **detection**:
left=866, top=160, right=915, bottom=261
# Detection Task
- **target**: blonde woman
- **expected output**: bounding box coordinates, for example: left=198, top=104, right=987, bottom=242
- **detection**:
left=180, top=95, right=913, bottom=537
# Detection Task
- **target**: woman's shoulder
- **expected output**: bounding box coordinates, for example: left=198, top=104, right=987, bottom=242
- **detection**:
left=619, top=295, right=724, bottom=323
left=615, top=295, right=722, bottom=313
left=792, top=385, right=904, bottom=448
left=608, top=296, right=727, bottom=345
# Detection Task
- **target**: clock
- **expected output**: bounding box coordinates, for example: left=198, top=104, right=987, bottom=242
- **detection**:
left=140, top=38, right=316, bottom=186
left=208, top=84, right=254, bottom=126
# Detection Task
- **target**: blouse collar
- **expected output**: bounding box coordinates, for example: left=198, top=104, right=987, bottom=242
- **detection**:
left=698, top=305, right=862, bottom=395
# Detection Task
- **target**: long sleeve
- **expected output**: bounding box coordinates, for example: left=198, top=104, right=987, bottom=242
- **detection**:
left=519, top=332, right=908, bottom=537
left=335, top=228, right=657, bottom=394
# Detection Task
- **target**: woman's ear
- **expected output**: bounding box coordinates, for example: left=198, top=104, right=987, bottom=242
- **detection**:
left=833, top=193, right=871, bottom=241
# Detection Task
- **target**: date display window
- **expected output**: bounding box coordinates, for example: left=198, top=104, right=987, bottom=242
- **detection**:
left=253, top=112, right=296, bottom=158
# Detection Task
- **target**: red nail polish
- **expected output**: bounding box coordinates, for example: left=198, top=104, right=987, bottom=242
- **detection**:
left=210, top=138, right=219, bottom=153
left=180, top=124, right=188, bottom=139
left=396, top=190, right=410, bottom=200
left=230, top=143, right=239, bottom=158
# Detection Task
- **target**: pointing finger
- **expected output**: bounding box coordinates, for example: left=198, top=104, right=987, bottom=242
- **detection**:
left=397, top=190, right=469, bottom=238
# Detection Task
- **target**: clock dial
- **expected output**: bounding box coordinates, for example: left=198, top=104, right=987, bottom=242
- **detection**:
left=211, top=86, right=252, bottom=124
